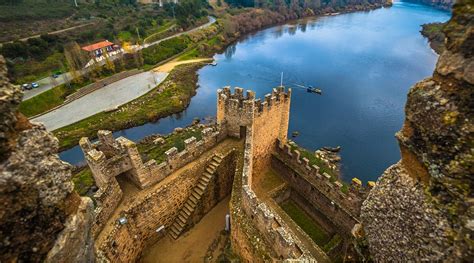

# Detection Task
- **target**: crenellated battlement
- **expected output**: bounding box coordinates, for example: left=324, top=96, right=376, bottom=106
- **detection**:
left=270, top=140, right=374, bottom=237
left=217, top=86, right=291, bottom=139
left=79, top=125, right=227, bottom=190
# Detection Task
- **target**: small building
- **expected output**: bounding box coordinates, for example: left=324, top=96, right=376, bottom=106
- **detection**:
left=81, top=40, right=120, bottom=58
left=81, top=40, right=123, bottom=68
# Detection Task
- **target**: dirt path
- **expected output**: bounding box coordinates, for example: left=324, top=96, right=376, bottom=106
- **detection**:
left=140, top=196, right=231, bottom=263
left=154, top=58, right=213, bottom=73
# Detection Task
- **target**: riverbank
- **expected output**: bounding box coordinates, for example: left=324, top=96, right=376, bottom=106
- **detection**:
left=56, top=2, right=390, bottom=153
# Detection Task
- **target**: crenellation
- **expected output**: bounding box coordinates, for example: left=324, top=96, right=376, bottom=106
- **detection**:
left=265, top=94, right=272, bottom=105
left=246, top=90, right=255, bottom=100
left=184, top=136, right=197, bottom=150
left=165, top=147, right=178, bottom=159
left=312, top=164, right=320, bottom=174
left=234, top=87, right=244, bottom=100
left=98, top=130, right=114, bottom=146
left=294, top=150, right=301, bottom=163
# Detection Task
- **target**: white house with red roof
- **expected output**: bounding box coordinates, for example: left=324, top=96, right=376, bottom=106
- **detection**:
left=82, top=40, right=124, bottom=68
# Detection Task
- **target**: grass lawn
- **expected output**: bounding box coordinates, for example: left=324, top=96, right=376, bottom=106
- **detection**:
left=54, top=63, right=204, bottom=151
left=72, top=168, right=95, bottom=196
left=137, top=126, right=204, bottom=164
left=281, top=199, right=331, bottom=246
left=19, top=85, right=68, bottom=117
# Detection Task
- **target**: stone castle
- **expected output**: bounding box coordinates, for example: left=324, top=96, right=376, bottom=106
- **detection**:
left=77, top=86, right=370, bottom=261
left=0, top=1, right=471, bottom=261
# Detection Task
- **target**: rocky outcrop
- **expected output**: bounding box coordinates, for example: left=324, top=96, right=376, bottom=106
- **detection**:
left=0, top=56, right=95, bottom=262
left=421, top=22, right=446, bottom=54
left=361, top=1, right=473, bottom=261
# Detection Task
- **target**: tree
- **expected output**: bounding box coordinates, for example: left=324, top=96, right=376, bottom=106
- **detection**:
left=64, top=42, right=87, bottom=81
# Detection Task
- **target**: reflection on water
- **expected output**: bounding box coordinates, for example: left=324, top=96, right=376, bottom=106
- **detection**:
left=60, top=2, right=450, bottom=183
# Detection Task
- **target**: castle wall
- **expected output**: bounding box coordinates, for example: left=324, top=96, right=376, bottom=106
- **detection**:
left=97, top=145, right=237, bottom=262
left=271, top=143, right=363, bottom=236
left=252, top=88, right=291, bottom=176
left=91, top=178, right=123, bottom=238
left=80, top=125, right=227, bottom=190
left=140, top=126, right=227, bottom=188
left=230, top=125, right=316, bottom=261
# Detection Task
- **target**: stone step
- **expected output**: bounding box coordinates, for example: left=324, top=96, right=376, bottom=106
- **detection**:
left=198, top=177, right=208, bottom=185
left=174, top=223, right=183, bottom=233
left=194, top=188, right=204, bottom=196
left=196, top=182, right=206, bottom=191
left=191, top=191, right=200, bottom=200
left=189, top=194, right=198, bottom=204
left=183, top=205, right=192, bottom=216
left=182, top=207, right=191, bottom=216
left=177, top=219, right=185, bottom=228
left=184, top=202, right=194, bottom=212
left=205, top=167, right=215, bottom=174
left=203, top=172, right=212, bottom=179
left=201, top=175, right=210, bottom=183
left=178, top=213, right=187, bottom=224
left=169, top=227, right=179, bottom=239
left=170, top=225, right=179, bottom=235
left=212, top=155, right=222, bottom=162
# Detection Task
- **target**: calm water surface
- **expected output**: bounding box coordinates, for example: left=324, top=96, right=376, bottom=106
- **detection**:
left=60, top=2, right=450, bottom=183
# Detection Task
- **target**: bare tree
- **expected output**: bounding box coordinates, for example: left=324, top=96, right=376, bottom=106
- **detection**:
left=64, top=42, right=87, bottom=82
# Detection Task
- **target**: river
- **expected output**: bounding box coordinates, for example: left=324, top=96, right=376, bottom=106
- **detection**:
left=59, top=1, right=450, bottom=183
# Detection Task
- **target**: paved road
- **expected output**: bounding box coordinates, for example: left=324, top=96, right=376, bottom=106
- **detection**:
left=23, top=17, right=216, bottom=101
left=31, top=71, right=168, bottom=131
left=22, top=72, right=73, bottom=101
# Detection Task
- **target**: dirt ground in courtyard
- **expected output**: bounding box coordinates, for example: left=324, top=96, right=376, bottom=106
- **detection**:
left=140, top=196, right=231, bottom=263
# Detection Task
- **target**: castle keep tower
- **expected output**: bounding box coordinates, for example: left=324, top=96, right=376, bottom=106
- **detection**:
left=217, top=86, right=291, bottom=173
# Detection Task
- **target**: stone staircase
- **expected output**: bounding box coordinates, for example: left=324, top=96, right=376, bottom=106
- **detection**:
left=168, top=154, right=223, bottom=239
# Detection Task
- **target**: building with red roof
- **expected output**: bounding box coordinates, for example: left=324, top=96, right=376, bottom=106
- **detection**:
left=81, top=40, right=124, bottom=67
left=82, top=40, right=121, bottom=58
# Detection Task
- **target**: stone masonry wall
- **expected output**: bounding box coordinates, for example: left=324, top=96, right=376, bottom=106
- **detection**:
left=233, top=125, right=315, bottom=261
left=273, top=141, right=367, bottom=215
left=271, top=153, right=359, bottom=236
left=0, top=55, right=94, bottom=262
left=252, top=88, right=291, bottom=176
left=182, top=149, right=237, bottom=233
left=91, top=178, right=123, bottom=238
left=97, top=146, right=236, bottom=262
left=80, top=125, right=226, bottom=190
left=217, top=86, right=291, bottom=183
